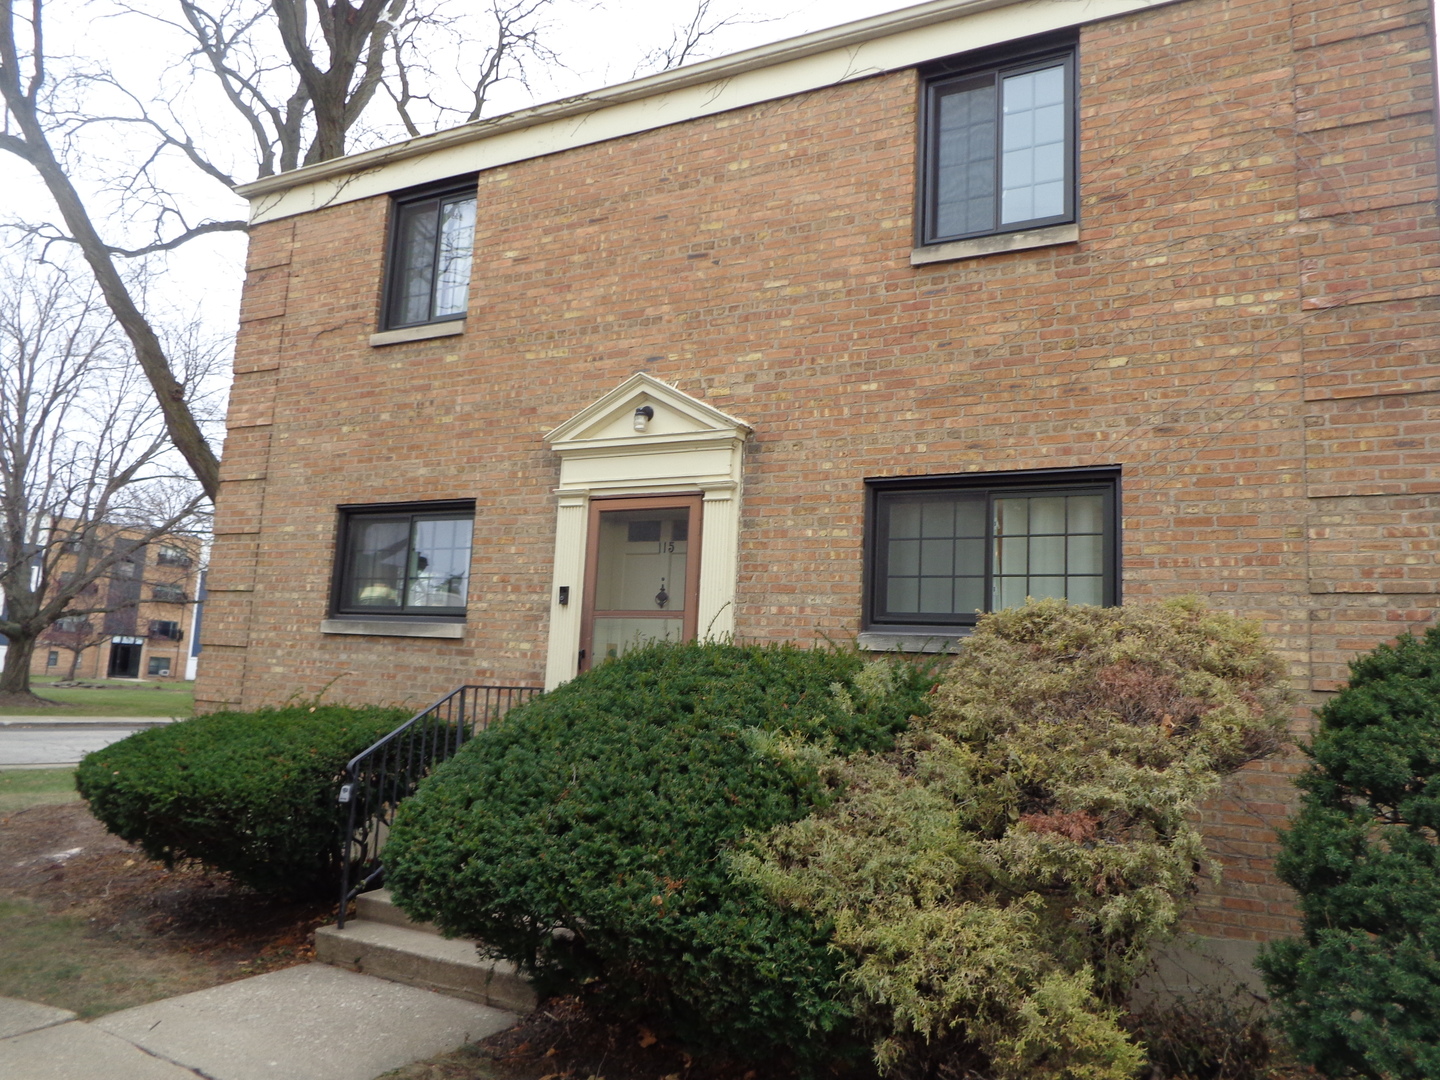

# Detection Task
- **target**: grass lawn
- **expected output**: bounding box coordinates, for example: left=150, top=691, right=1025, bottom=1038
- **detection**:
left=0, top=769, right=80, bottom=812
left=0, top=679, right=194, bottom=718
left=0, top=895, right=222, bottom=1018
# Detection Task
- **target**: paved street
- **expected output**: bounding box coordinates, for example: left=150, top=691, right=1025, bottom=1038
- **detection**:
left=0, top=719, right=174, bottom=768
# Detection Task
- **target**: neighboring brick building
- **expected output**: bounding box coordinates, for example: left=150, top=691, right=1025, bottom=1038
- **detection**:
left=32, top=531, right=202, bottom=682
left=205, top=0, right=1438, bottom=962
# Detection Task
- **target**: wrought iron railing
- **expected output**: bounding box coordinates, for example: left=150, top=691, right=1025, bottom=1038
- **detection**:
left=336, top=684, right=541, bottom=926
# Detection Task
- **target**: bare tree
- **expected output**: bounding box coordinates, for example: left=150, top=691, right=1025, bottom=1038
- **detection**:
left=0, top=0, right=563, bottom=497
left=0, top=250, right=211, bottom=702
left=633, top=0, right=769, bottom=76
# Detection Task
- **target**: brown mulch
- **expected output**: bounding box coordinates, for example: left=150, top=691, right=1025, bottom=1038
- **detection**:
left=0, top=800, right=333, bottom=974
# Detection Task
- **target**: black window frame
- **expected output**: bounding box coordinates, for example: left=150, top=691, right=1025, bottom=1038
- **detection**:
left=330, top=500, right=476, bottom=620
left=380, top=176, right=479, bottom=331
left=917, top=33, right=1078, bottom=247
left=863, top=467, right=1120, bottom=634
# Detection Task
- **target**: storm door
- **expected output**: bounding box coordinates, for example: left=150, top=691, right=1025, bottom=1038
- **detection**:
left=580, top=495, right=702, bottom=672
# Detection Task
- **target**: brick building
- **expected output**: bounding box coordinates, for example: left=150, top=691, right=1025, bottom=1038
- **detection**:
left=204, top=0, right=1439, bottom=964
left=33, top=530, right=201, bottom=682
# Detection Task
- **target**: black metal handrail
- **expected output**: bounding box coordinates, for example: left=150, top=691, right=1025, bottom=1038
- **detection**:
left=336, top=683, right=541, bottom=926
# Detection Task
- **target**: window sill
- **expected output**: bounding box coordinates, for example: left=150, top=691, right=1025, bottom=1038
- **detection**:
left=857, top=631, right=968, bottom=654
left=320, top=618, right=464, bottom=639
left=911, top=223, right=1079, bottom=267
left=368, top=320, right=465, bottom=347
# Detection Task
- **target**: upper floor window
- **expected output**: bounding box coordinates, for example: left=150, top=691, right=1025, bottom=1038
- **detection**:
left=865, top=469, right=1117, bottom=633
left=383, top=182, right=477, bottom=329
left=919, top=39, right=1076, bottom=246
left=156, top=545, right=192, bottom=568
left=332, top=502, right=474, bottom=618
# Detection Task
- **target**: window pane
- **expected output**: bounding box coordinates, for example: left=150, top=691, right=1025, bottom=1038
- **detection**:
left=1068, top=576, right=1104, bottom=606
left=887, top=576, right=919, bottom=613
left=1031, top=535, right=1065, bottom=575
left=593, top=617, right=685, bottom=662
left=934, top=78, right=997, bottom=238
left=997, top=535, right=1028, bottom=576
left=1000, top=64, right=1067, bottom=225
left=392, top=200, right=439, bottom=325
left=919, top=577, right=954, bottom=613
left=1029, top=496, right=1067, bottom=534
left=1068, top=532, right=1103, bottom=576
left=1069, top=494, right=1104, bottom=534
left=889, top=538, right=920, bottom=575
left=996, top=576, right=1030, bottom=610
left=346, top=519, right=409, bottom=608
left=1029, top=575, right=1067, bottom=601
left=594, top=507, right=690, bottom=612
left=409, top=517, right=472, bottom=609
left=433, top=196, right=476, bottom=318
left=920, top=538, right=954, bottom=576
left=954, top=577, right=984, bottom=614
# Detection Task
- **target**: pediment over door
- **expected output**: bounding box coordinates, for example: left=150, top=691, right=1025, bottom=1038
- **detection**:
left=542, top=373, right=752, bottom=689
left=545, top=371, right=751, bottom=457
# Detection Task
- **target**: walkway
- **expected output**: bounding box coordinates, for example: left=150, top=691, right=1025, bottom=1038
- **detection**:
left=0, top=964, right=517, bottom=1080
left=0, top=716, right=176, bottom=769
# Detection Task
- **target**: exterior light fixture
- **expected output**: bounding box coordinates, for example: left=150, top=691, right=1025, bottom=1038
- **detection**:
left=633, top=405, right=654, bottom=431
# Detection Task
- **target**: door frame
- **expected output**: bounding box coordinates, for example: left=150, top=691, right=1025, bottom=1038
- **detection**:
left=578, top=494, right=703, bottom=672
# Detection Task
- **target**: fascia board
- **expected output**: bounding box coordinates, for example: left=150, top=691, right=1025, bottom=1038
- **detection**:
left=241, top=0, right=1179, bottom=225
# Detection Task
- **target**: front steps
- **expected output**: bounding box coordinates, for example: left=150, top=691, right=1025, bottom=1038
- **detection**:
left=315, top=890, right=537, bottom=1014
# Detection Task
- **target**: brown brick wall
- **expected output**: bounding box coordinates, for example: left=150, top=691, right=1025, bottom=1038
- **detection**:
left=198, top=0, right=1439, bottom=943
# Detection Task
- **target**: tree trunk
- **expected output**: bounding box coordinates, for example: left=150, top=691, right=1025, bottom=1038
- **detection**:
left=0, top=630, right=39, bottom=696
left=65, top=646, right=82, bottom=681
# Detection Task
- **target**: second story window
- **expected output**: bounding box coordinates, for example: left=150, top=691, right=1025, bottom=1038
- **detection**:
left=920, top=38, right=1076, bottom=246
left=383, top=182, right=477, bottom=329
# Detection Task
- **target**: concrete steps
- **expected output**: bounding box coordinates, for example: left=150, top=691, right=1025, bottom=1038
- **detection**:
left=315, top=890, right=537, bottom=1014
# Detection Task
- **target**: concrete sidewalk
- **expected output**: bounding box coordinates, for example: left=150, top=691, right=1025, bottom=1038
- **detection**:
left=0, top=964, right=517, bottom=1080
left=0, top=716, right=179, bottom=769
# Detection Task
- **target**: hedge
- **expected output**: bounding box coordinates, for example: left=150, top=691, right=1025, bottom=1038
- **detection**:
left=77, top=703, right=409, bottom=896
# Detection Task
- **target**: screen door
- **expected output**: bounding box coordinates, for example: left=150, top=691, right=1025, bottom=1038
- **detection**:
left=580, top=495, right=702, bottom=671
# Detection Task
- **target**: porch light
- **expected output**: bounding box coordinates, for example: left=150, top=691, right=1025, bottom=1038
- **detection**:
left=633, top=405, right=654, bottom=431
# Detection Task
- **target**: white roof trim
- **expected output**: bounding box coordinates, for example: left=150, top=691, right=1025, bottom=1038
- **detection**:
left=241, top=0, right=1178, bottom=224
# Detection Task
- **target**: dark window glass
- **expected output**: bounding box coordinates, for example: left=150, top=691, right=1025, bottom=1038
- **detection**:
left=922, top=46, right=1075, bottom=245
left=335, top=506, right=474, bottom=617
left=868, top=473, right=1117, bottom=630
left=384, top=187, right=477, bottom=328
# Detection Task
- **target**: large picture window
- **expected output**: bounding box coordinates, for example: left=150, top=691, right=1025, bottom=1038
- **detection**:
left=333, top=502, right=474, bottom=618
left=919, top=39, right=1076, bottom=246
left=865, top=470, right=1118, bottom=632
left=383, top=182, right=477, bottom=329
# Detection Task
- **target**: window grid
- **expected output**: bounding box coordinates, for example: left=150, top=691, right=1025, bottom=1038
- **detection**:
left=335, top=507, right=474, bottom=618
left=384, top=186, right=477, bottom=330
left=922, top=45, right=1076, bottom=246
left=869, top=477, right=1116, bottom=630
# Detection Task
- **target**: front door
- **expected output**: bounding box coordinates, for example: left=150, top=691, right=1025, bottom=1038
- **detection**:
left=580, top=495, right=702, bottom=672
left=107, top=642, right=142, bottom=678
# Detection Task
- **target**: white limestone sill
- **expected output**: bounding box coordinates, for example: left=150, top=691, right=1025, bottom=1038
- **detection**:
left=856, top=631, right=968, bottom=654
left=368, top=320, right=465, bottom=347
left=911, top=223, right=1079, bottom=267
left=320, top=618, right=464, bottom=639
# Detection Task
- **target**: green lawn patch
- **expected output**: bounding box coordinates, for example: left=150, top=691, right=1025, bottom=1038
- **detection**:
left=0, top=681, right=194, bottom=718
left=0, top=769, right=80, bottom=813
left=0, top=896, right=220, bottom=1018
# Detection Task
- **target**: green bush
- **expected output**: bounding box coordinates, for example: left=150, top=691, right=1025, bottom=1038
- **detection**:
left=77, top=704, right=409, bottom=897
left=738, top=598, right=1291, bottom=1080
left=383, top=640, right=935, bottom=1061
left=1257, top=628, right=1440, bottom=1079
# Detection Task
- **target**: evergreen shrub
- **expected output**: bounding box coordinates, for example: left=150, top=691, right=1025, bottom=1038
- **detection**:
left=77, top=704, right=409, bottom=896
left=382, top=640, right=935, bottom=1061
left=1258, top=627, right=1440, bottom=1079
left=738, top=598, right=1291, bottom=1080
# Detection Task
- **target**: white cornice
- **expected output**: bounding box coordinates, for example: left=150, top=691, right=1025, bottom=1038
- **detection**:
left=241, top=0, right=1179, bottom=225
